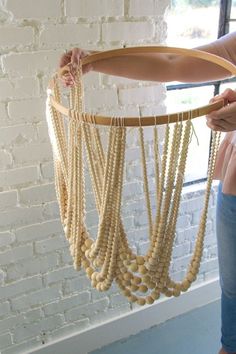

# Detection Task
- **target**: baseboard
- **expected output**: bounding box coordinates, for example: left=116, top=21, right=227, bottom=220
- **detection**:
left=30, top=278, right=220, bottom=354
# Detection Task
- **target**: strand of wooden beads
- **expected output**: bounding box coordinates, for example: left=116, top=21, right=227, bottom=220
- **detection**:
left=139, top=126, right=153, bottom=240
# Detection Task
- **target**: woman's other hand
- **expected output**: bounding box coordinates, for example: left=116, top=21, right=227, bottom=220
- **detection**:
left=206, top=88, right=236, bottom=132
left=59, top=48, right=93, bottom=87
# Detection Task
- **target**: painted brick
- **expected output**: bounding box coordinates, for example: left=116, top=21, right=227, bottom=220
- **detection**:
left=110, top=293, right=130, bottom=307
left=49, top=319, right=89, bottom=340
left=13, top=314, right=64, bottom=343
left=0, top=190, right=17, bottom=209
left=40, top=24, right=100, bottom=48
left=43, top=292, right=90, bottom=316
left=36, top=124, right=50, bottom=143
left=7, top=254, right=58, bottom=281
left=35, top=236, right=67, bottom=254
left=6, top=0, right=61, bottom=19
left=0, top=26, right=33, bottom=48
left=64, top=276, right=91, bottom=294
left=0, top=276, right=42, bottom=300
left=0, top=103, right=7, bottom=120
left=11, top=284, right=61, bottom=312
left=15, top=219, right=63, bottom=243
left=0, top=78, right=39, bottom=101
left=129, top=0, right=168, bottom=16
left=2, top=51, right=61, bottom=77
left=84, top=88, right=118, bottom=109
left=0, top=302, right=11, bottom=317
left=0, top=206, right=43, bottom=229
left=19, top=183, right=56, bottom=205
left=0, top=150, right=12, bottom=171
left=119, top=85, right=165, bottom=105
left=0, top=125, right=36, bottom=147
left=0, top=232, right=15, bottom=248
left=0, top=244, right=33, bottom=266
left=8, top=99, right=46, bottom=124
left=65, top=298, right=109, bottom=322
left=40, top=162, right=54, bottom=180
left=89, top=303, right=131, bottom=326
left=12, top=142, right=52, bottom=165
left=66, top=0, right=124, bottom=17
left=0, top=333, right=12, bottom=350
left=42, top=202, right=60, bottom=221
left=102, top=22, right=154, bottom=42
left=43, top=266, right=76, bottom=286
left=172, top=242, right=191, bottom=259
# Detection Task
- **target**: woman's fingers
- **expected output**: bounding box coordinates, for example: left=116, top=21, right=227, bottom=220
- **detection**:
left=206, top=88, right=236, bottom=132
left=206, top=117, right=234, bottom=132
left=59, top=50, right=72, bottom=68
left=207, top=101, right=236, bottom=121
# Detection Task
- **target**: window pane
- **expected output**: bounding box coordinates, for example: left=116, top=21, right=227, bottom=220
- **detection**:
left=230, top=0, right=236, bottom=18
left=165, top=86, right=214, bottom=182
left=167, top=0, right=220, bottom=47
left=165, top=0, right=220, bottom=183
left=229, top=21, right=236, bottom=32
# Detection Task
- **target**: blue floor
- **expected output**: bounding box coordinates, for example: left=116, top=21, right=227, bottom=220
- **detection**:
left=90, top=300, right=221, bottom=354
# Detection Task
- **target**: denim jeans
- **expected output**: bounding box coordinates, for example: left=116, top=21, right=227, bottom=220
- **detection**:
left=216, top=183, right=236, bottom=353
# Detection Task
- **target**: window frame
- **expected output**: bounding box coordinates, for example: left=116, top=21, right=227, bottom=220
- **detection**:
left=166, top=0, right=234, bottom=186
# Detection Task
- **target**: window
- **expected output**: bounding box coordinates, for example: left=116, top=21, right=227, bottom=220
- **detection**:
left=165, top=0, right=234, bottom=184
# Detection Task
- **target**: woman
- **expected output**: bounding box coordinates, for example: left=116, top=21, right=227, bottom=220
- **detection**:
left=60, top=32, right=236, bottom=354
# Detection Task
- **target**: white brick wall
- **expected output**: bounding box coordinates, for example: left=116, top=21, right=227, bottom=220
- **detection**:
left=0, top=0, right=219, bottom=353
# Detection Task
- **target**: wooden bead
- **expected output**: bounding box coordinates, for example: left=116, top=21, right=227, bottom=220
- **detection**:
left=129, top=263, right=138, bottom=272
left=128, top=295, right=137, bottom=303
left=138, top=285, right=148, bottom=293
left=163, top=288, right=173, bottom=297
left=187, top=272, right=197, bottom=282
left=130, top=284, right=139, bottom=292
left=123, top=280, right=131, bottom=287
left=100, top=283, right=109, bottom=291
left=146, top=296, right=154, bottom=305
left=124, top=272, right=133, bottom=281
left=137, top=298, right=146, bottom=306
left=181, top=280, right=191, bottom=292
left=173, top=289, right=181, bottom=297
left=91, top=280, right=97, bottom=288
left=150, top=291, right=160, bottom=300
left=86, top=267, right=94, bottom=277
left=139, top=265, right=148, bottom=274
left=123, top=289, right=131, bottom=297
left=146, top=281, right=156, bottom=289
left=148, top=257, right=157, bottom=266
left=136, top=256, right=145, bottom=265
left=174, top=283, right=182, bottom=291
left=82, top=259, right=90, bottom=268
left=142, top=275, right=151, bottom=283
left=81, top=245, right=87, bottom=252
left=120, top=253, right=127, bottom=261
left=85, top=238, right=93, bottom=248
left=91, top=272, right=98, bottom=281
left=132, top=276, right=142, bottom=285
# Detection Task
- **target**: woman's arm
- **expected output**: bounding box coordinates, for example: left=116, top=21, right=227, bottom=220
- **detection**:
left=91, top=33, right=236, bottom=83
left=61, top=32, right=236, bottom=85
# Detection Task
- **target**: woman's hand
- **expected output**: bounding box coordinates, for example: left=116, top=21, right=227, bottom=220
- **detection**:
left=206, top=88, right=236, bottom=132
left=59, top=47, right=93, bottom=87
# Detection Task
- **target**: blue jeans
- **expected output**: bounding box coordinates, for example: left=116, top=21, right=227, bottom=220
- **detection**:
left=216, top=183, right=236, bottom=353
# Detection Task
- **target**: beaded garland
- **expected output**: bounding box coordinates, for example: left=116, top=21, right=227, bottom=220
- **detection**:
left=46, top=64, right=221, bottom=306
